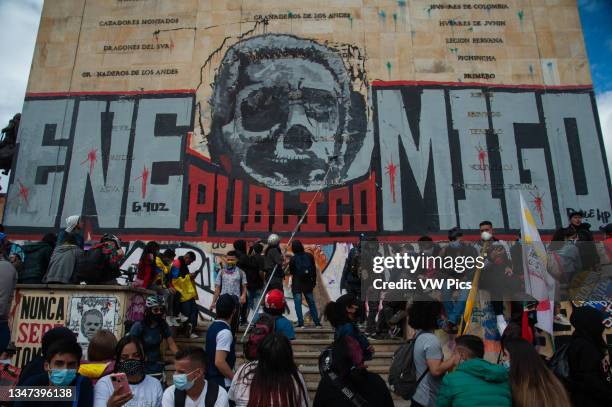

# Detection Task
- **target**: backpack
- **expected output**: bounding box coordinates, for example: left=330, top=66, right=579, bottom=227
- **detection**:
left=548, top=343, right=571, bottom=386
left=175, top=380, right=219, bottom=407
left=244, top=313, right=276, bottom=361
left=318, top=347, right=370, bottom=407
left=76, top=244, right=120, bottom=284
left=388, top=332, right=428, bottom=400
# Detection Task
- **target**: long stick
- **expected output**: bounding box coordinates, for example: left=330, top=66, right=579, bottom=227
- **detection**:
left=240, top=161, right=337, bottom=342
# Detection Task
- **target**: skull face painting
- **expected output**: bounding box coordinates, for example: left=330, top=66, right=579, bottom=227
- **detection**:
left=209, top=34, right=366, bottom=191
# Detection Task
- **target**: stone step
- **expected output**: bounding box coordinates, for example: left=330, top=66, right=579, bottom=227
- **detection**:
left=304, top=381, right=411, bottom=406
left=173, top=337, right=402, bottom=352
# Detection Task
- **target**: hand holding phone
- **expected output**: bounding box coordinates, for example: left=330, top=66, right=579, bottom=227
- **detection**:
left=110, top=373, right=130, bottom=395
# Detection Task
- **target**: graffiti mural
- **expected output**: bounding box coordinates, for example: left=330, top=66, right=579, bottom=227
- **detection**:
left=3, top=85, right=610, bottom=239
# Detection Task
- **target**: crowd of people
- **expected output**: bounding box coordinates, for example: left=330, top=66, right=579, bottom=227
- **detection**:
left=0, top=210, right=608, bottom=406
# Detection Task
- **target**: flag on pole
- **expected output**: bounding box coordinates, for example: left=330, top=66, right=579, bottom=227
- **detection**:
left=519, top=191, right=556, bottom=334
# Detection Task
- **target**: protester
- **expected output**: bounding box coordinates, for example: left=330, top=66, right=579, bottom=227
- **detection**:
left=19, top=233, right=56, bottom=284
left=234, top=240, right=261, bottom=326
left=0, top=113, right=20, bottom=173
left=263, top=234, right=284, bottom=291
left=314, top=335, right=393, bottom=407
left=439, top=228, right=477, bottom=333
left=566, top=306, right=612, bottom=406
left=57, top=215, right=84, bottom=248
left=18, top=327, right=77, bottom=385
left=42, top=232, right=82, bottom=284
left=76, top=233, right=124, bottom=284
left=229, top=333, right=309, bottom=407
left=211, top=251, right=246, bottom=331
left=409, top=298, right=459, bottom=407
left=94, top=335, right=163, bottom=407
left=0, top=342, right=20, bottom=388
left=16, top=339, right=94, bottom=407
left=136, top=241, right=160, bottom=289
left=547, top=229, right=582, bottom=325
left=563, top=211, right=598, bottom=270
left=0, top=249, right=17, bottom=354
left=170, top=251, right=201, bottom=338
left=289, top=240, right=322, bottom=328
left=435, top=335, right=511, bottom=407
left=501, top=338, right=571, bottom=407
left=129, top=295, right=178, bottom=375
left=156, top=249, right=179, bottom=326
left=206, top=294, right=238, bottom=390
left=78, top=330, right=118, bottom=385
left=324, top=294, right=373, bottom=361
left=162, top=347, right=229, bottom=407
left=340, top=234, right=366, bottom=324
left=257, top=289, right=295, bottom=340
left=601, top=223, right=612, bottom=241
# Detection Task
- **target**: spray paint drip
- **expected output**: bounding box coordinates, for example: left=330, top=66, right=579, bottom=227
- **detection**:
left=386, top=61, right=392, bottom=78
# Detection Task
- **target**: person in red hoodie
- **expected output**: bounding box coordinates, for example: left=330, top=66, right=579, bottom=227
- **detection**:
left=136, top=241, right=160, bottom=289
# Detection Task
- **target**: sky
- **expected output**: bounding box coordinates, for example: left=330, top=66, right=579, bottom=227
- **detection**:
left=0, top=0, right=610, bottom=191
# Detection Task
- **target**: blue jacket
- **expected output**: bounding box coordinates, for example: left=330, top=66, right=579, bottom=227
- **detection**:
left=205, top=320, right=235, bottom=386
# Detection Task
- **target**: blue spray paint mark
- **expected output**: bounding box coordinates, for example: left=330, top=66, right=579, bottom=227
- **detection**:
left=386, top=61, right=392, bottom=78
left=393, top=12, right=398, bottom=31
left=398, top=0, right=407, bottom=7
left=379, top=10, right=387, bottom=19
left=517, top=10, right=524, bottom=27
left=349, top=15, right=353, bottom=29
left=425, top=7, right=432, bottom=18
left=528, top=64, right=534, bottom=76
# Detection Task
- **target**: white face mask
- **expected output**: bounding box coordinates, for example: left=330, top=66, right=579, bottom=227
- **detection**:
left=481, top=231, right=493, bottom=241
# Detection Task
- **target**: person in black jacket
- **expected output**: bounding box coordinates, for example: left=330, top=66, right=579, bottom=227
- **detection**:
left=233, top=240, right=263, bottom=325
left=289, top=240, right=321, bottom=328
left=314, top=335, right=394, bottom=407
left=566, top=306, right=612, bottom=407
left=18, top=327, right=77, bottom=386
left=20, top=233, right=56, bottom=284
left=562, top=211, right=599, bottom=270
left=16, top=339, right=93, bottom=407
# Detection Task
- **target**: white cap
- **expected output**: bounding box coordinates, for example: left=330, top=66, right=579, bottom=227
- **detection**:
left=65, top=215, right=80, bottom=232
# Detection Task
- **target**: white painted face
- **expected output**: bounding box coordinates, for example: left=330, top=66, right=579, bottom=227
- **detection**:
left=222, top=58, right=344, bottom=190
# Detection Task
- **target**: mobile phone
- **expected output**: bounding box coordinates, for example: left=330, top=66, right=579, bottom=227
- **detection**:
left=110, top=373, right=130, bottom=395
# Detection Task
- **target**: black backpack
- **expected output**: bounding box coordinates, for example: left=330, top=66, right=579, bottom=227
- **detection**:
left=175, top=381, right=219, bottom=407
left=75, top=245, right=120, bottom=284
left=388, top=332, right=428, bottom=400
left=318, top=347, right=370, bottom=407
left=349, top=249, right=362, bottom=279
left=548, top=343, right=572, bottom=386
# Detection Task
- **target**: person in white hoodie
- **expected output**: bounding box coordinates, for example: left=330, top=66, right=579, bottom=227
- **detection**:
left=57, top=215, right=84, bottom=248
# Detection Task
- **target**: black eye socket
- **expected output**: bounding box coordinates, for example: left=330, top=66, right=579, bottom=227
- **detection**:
left=301, top=89, right=338, bottom=123
left=241, top=88, right=286, bottom=132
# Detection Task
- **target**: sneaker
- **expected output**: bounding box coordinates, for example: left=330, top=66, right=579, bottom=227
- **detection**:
left=315, top=324, right=323, bottom=329
left=299, top=325, right=307, bottom=329
left=296, top=324, right=304, bottom=329
left=554, top=314, right=571, bottom=326
left=177, top=314, right=189, bottom=323
left=165, top=316, right=179, bottom=327
left=189, top=333, right=200, bottom=339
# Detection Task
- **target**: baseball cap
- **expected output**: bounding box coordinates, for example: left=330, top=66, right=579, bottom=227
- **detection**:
left=264, top=289, right=285, bottom=310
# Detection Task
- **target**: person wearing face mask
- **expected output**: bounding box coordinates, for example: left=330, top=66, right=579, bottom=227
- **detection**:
left=501, top=338, right=571, bottom=407
left=16, top=340, right=94, bottom=407
left=324, top=294, right=374, bottom=362
left=94, top=335, right=163, bottom=407
left=210, top=251, right=247, bottom=322
left=162, top=347, right=229, bottom=407
left=436, top=335, right=511, bottom=407
left=170, top=251, right=201, bottom=338
left=129, top=296, right=178, bottom=376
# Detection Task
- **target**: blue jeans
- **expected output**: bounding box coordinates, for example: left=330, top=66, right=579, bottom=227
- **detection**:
left=247, top=289, right=263, bottom=313
left=293, top=292, right=321, bottom=326
left=442, top=287, right=469, bottom=325
left=0, top=321, right=9, bottom=354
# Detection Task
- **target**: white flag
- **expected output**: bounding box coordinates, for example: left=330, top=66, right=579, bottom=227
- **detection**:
left=519, top=192, right=556, bottom=334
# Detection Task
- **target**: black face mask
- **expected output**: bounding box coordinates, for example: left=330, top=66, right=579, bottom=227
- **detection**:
left=117, top=359, right=144, bottom=376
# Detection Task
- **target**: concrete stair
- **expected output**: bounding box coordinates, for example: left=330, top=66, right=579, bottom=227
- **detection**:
left=166, top=322, right=411, bottom=406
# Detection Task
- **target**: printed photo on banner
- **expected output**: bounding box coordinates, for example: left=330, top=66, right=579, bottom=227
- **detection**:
left=67, top=296, right=119, bottom=346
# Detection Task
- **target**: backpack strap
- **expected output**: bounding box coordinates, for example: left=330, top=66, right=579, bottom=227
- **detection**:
left=175, top=388, right=187, bottom=407
left=413, top=331, right=429, bottom=391
left=71, top=375, right=83, bottom=407
left=326, top=371, right=369, bottom=407
left=205, top=380, right=220, bottom=407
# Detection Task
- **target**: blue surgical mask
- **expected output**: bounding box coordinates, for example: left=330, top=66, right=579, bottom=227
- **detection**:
left=173, top=372, right=196, bottom=391
left=449, top=241, right=461, bottom=249
left=49, top=369, right=77, bottom=386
